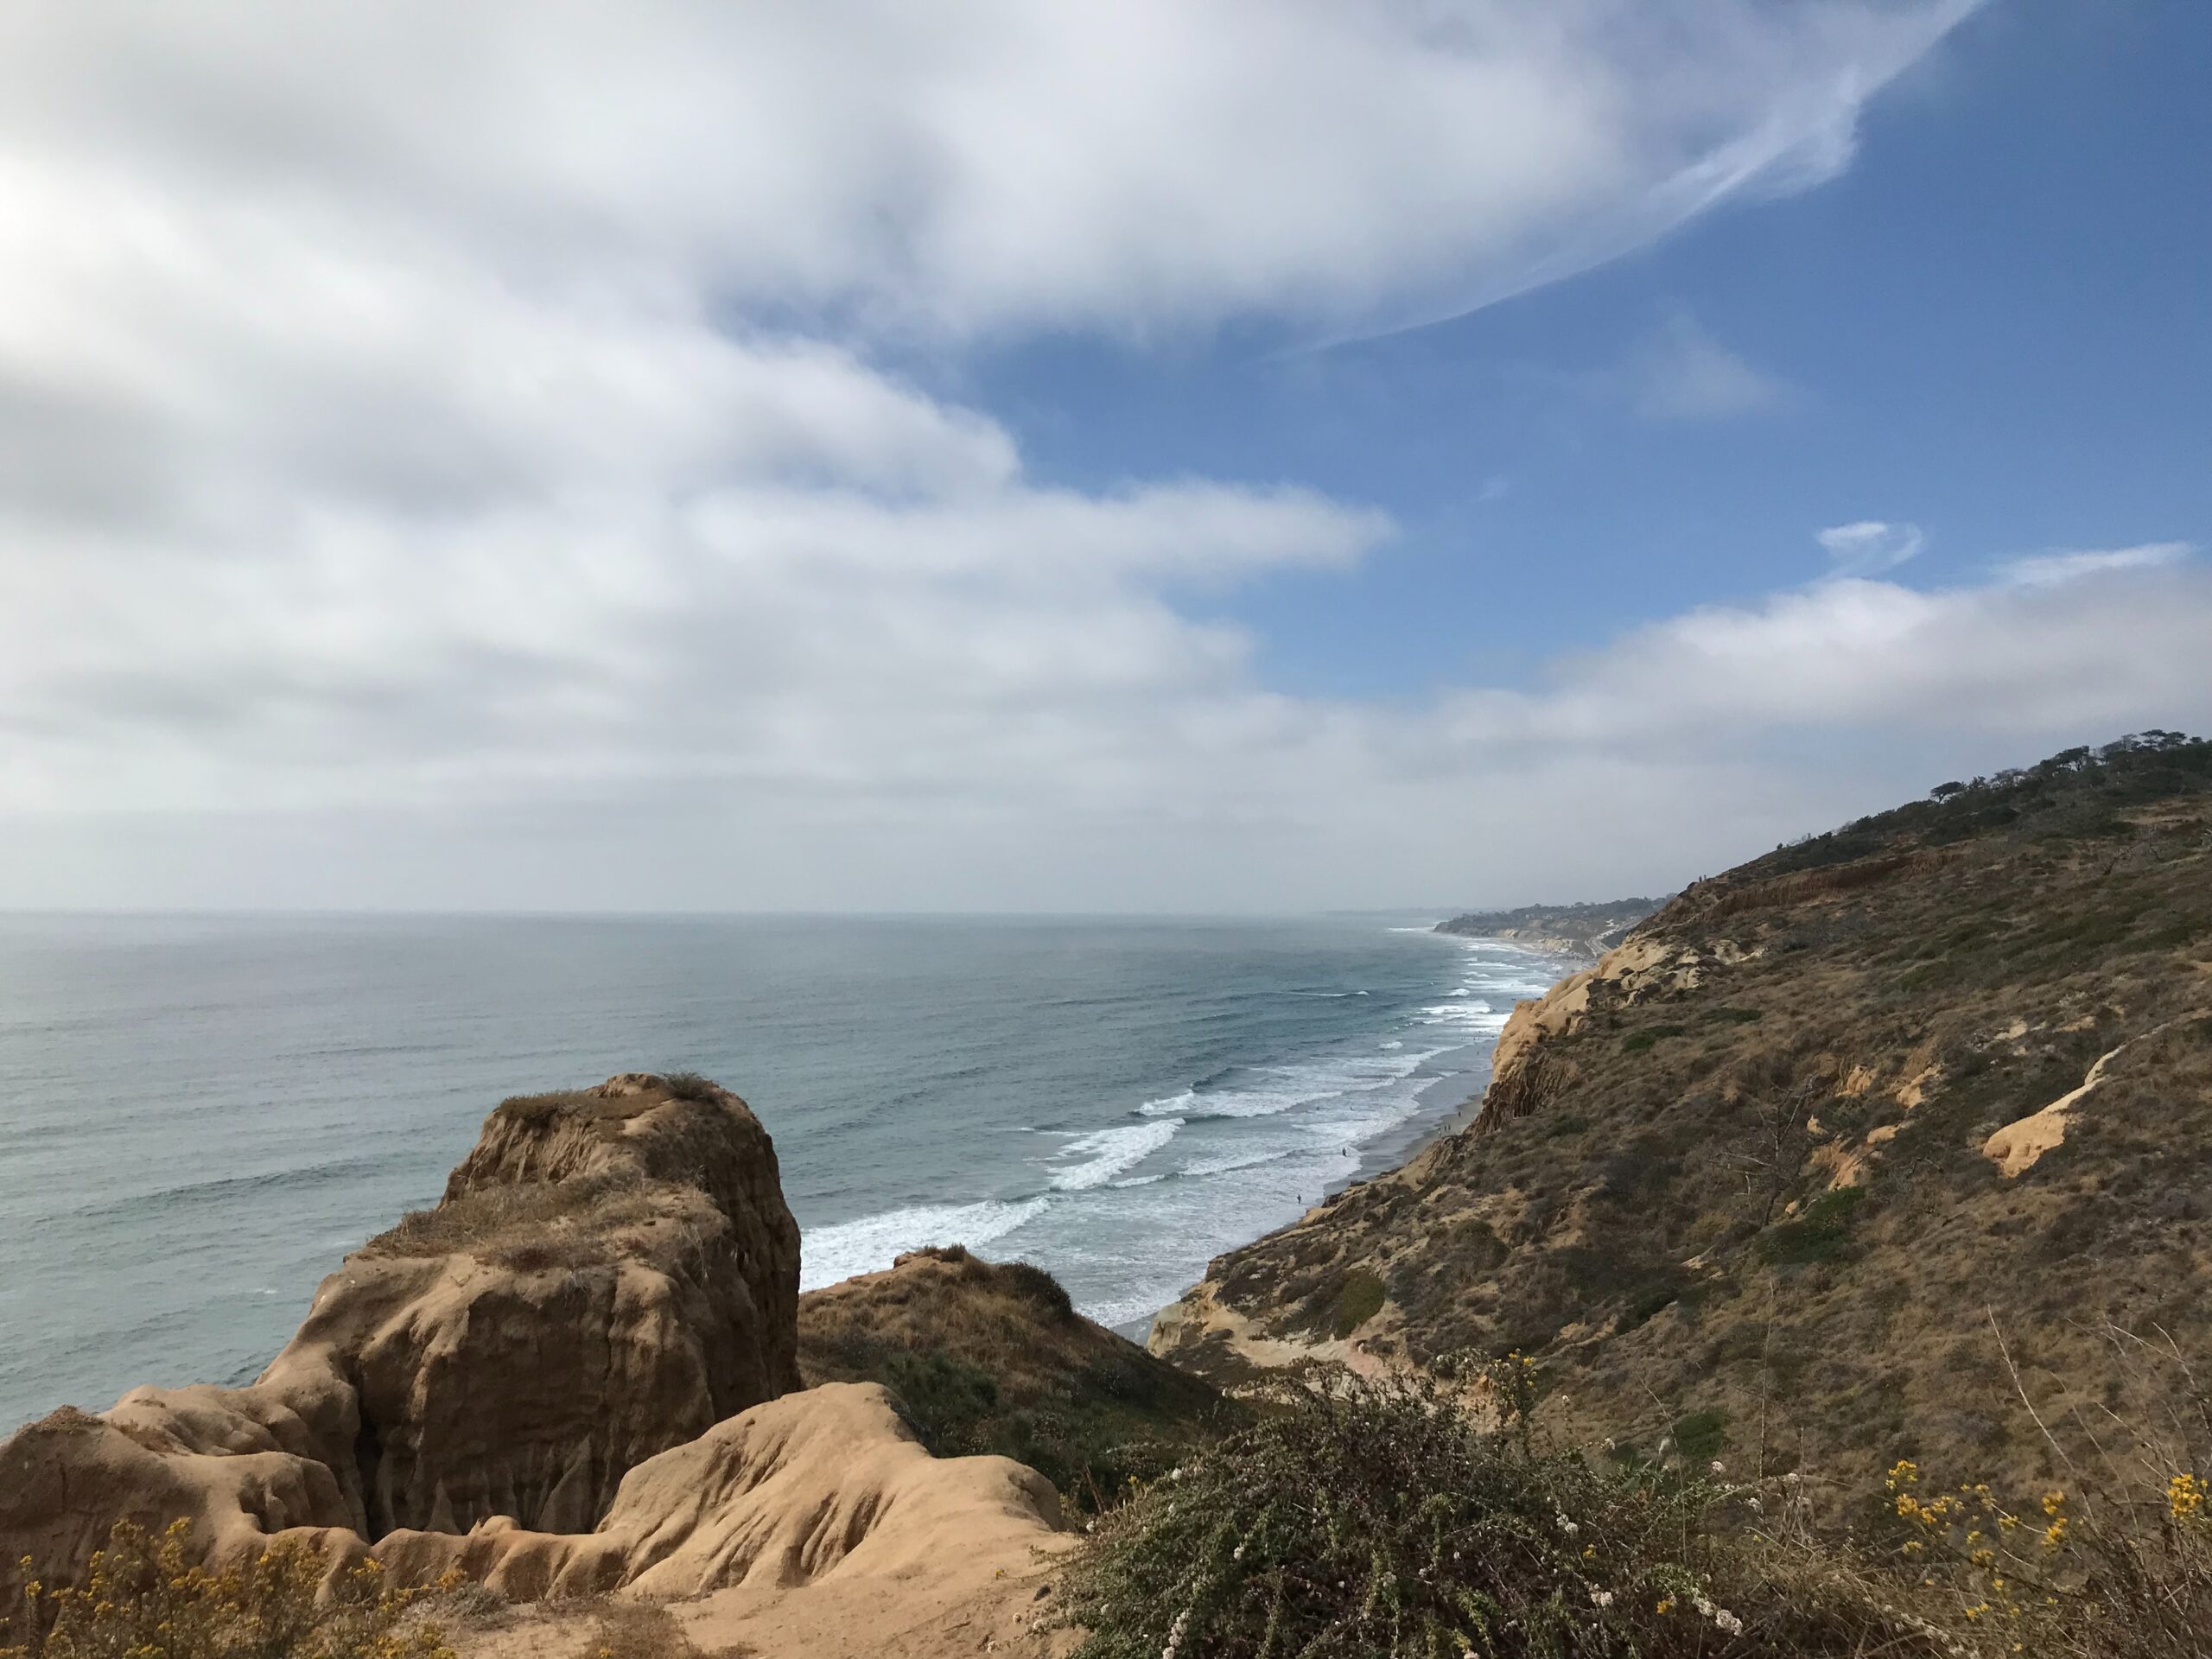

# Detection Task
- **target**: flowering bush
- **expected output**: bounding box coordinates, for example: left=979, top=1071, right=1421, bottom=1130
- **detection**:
left=1882, top=1447, right=2212, bottom=1658
left=3, top=1520, right=454, bottom=1659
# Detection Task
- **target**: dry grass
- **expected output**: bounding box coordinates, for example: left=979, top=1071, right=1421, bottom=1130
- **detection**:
left=359, top=1170, right=672, bottom=1267
left=491, top=1090, right=652, bottom=1134
left=1, top=1520, right=453, bottom=1659
left=582, top=1602, right=708, bottom=1659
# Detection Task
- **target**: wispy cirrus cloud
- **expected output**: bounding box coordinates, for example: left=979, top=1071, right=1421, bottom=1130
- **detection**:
left=1997, top=542, right=2193, bottom=589
left=1628, top=312, right=1796, bottom=422
left=1817, top=519, right=1926, bottom=575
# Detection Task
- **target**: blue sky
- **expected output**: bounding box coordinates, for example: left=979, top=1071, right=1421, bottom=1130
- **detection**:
left=0, top=0, right=2206, bottom=910
left=968, top=0, right=2209, bottom=699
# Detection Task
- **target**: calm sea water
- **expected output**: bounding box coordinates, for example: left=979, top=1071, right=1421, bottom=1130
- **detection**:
left=0, top=913, right=1566, bottom=1431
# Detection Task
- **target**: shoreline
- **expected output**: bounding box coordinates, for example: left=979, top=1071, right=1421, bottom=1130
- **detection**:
left=1120, top=936, right=1592, bottom=1343
left=1329, top=937, right=1592, bottom=1190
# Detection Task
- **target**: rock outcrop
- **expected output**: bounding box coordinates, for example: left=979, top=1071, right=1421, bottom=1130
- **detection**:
left=1, top=1073, right=802, bottom=1604
left=369, top=1381, right=1064, bottom=1604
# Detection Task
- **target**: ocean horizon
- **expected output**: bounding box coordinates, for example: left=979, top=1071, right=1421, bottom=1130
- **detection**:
left=0, top=911, right=1567, bottom=1432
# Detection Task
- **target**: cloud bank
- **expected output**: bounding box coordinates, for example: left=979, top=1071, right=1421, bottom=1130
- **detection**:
left=13, top=0, right=2192, bottom=914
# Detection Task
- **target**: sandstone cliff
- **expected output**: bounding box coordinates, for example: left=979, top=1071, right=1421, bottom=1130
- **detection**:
left=1155, top=735, right=2212, bottom=1499
left=0, top=1074, right=1075, bottom=1659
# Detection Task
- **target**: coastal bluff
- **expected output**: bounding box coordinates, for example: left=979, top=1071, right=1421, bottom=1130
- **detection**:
left=1154, top=735, right=2212, bottom=1499
left=0, top=1074, right=1074, bottom=1659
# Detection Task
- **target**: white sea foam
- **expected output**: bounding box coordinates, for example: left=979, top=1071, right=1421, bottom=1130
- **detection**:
left=1048, top=1117, right=1185, bottom=1190
left=799, top=1196, right=1051, bottom=1291
left=1177, top=1147, right=1293, bottom=1178
left=1417, top=1001, right=1512, bottom=1036
left=803, top=934, right=1570, bottom=1326
left=1142, top=1046, right=1452, bottom=1122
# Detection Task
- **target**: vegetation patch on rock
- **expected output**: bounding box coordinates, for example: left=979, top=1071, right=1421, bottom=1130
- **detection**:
left=798, top=1244, right=1233, bottom=1510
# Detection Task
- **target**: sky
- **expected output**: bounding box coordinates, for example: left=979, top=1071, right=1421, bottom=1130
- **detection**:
left=1, top=0, right=2207, bottom=912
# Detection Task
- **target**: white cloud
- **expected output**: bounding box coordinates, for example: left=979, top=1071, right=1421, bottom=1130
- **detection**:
left=1996, top=541, right=2192, bottom=588
left=1629, top=312, right=1795, bottom=421
left=22, top=0, right=2169, bottom=913
left=1817, top=519, right=1925, bottom=575
left=0, top=1, right=1981, bottom=341
left=1440, top=552, right=2210, bottom=752
left=6, top=524, right=2206, bottom=908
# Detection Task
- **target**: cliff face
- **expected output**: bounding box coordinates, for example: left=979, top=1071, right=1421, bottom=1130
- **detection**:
left=1155, top=736, right=2212, bottom=1498
left=1, top=1074, right=804, bottom=1595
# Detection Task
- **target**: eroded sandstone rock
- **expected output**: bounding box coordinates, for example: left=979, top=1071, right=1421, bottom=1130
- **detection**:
left=0, top=1073, right=801, bottom=1602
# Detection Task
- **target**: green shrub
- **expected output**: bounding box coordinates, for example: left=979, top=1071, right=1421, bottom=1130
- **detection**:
left=1624, top=1025, right=1688, bottom=1053
left=880, top=1348, right=1002, bottom=1448
left=1331, top=1270, right=1388, bottom=1338
left=1001, top=1258, right=1077, bottom=1322
left=1062, top=1366, right=1929, bottom=1659
left=1757, top=1187, right=1866, bottom=1267
left=1670, top=1408, right=1728, bottom=1463
left=1624, top=1275, right=1687, bottom=1330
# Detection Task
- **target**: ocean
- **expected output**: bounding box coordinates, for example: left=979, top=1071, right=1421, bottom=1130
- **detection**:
left=0, top=913, right=1567, bottom=1432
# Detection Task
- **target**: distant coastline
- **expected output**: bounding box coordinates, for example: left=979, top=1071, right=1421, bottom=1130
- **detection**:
left=1432, top=894, right=1666, bottom=959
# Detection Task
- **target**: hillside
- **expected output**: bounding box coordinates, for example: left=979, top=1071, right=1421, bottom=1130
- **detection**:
left=1435, top=897, right=1667, bottom=956
left=1154, top=733, right=2212, bottom=1505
